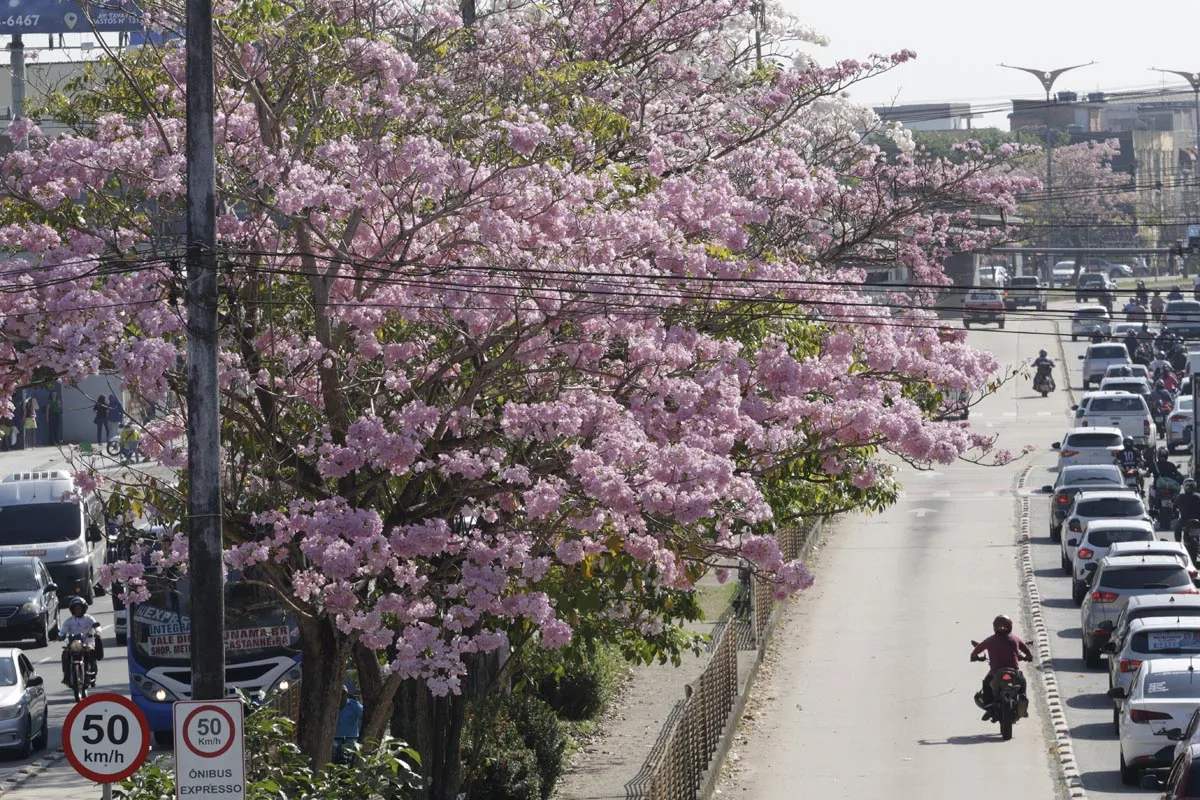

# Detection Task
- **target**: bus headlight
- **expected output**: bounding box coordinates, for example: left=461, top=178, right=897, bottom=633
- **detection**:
left=131, top=675, right=177, bottom=703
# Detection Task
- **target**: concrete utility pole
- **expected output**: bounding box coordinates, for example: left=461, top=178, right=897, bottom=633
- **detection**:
left=9, top=34, right=25, bottom=149
left=185, top=0, right=225, bottom=700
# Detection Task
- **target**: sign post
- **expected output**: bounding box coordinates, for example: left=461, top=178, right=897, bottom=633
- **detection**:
left=173, top=698, right=246, bottom=799
left=62, top=693, right=151, bottom=799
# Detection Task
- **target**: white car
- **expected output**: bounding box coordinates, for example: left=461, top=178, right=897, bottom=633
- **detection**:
left=1061, top=490, right=1149, bottom=572
left=1112, top=323, right=1157, bottom=342
left=1099, top=376, right=1152, bottom=398
left=1073, top=391, right=1155, bottom=449
left=1108, top=615, right=1200, bottom=717
left=1070, top=520, right=1157, bottom=604
left=1080, top=343, right=1133, bottom=389
left=1169, top=396, right=1196, bottom=453
left=1105, top=362, right=1151, bottom=381
left=1115, top=657, right=1200, bottom=785
left=1052, top=427, right=1125, bottom=470
left=1043, top=464, right=1126, bottom=540
left=1071, top=305, right=1112, bottom=341
left=1106, top=540, right=1199, bottom=581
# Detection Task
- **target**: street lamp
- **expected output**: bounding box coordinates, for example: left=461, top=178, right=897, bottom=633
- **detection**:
left=1000, top=62, right=1096, bottom=192
left=1150, top=69, right=1200, bottom=183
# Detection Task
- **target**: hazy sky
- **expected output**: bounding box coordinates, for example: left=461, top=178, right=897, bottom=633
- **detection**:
left=783, top=0, right=1200, bottom=128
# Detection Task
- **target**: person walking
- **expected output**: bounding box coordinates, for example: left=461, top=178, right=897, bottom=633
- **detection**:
left=334, top=681, right=363, bottom=764
left=47, top=390, right=62, bottom=445
left=22, top=395, right=38, bottom=449
left=93, top=395, right=110, bottom=444
left=107, top=393, right=123, bottom=431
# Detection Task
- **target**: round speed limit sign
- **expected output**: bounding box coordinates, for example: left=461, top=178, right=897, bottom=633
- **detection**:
left=62, top=693, right=151, bottom=783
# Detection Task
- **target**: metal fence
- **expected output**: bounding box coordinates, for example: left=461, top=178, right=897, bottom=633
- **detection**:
left=256, top=680, right=301, bottom=724
left=645, top=621, right=738, bottom=800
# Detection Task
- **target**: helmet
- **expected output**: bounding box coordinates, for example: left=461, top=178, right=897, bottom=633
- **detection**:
left=993, top=615, right=1013, bottom=634
left=1156, top=380, right=1165, bottom=390
left=1039, top=349, right=1047, bottom=358
left=1124, top=437, right=1135, bottom=448
left=1158, top=446, right=1169, bottom=460
left=68, top=596, right=87, bottom=613
left=1186, top=480, right=1197, bottom=494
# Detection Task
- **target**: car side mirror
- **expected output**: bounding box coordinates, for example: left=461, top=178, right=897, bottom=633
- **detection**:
left=1052, top=442, right=1061, bottom=450
left=1140, top=774, right=1165, bottom=791
left=44, top=583, right=56, bottom=593
left=92, top=622, right=101, bottom=629
left=26, top=675, right=42, bottom=688
left=1107, top=687, right=1126, bottom=699
left=1101, top=642, right=1117, bottom=653
left=1070, top=405, right=1079, bottom=411
left=1041, top=485, right=1054, bottom=493
left=1167, top=727, right=1185, bottom=741
left=1099, top=620, right=1115, bottom=631
left=1078, top=355, right=1085, bottom=360
left=86, top=525, right=103, bottom=543
left=1067, top=539, right=1078, bottom=547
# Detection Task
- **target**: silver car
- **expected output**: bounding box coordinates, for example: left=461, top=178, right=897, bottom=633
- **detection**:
left=0, top=557, right=60, bottom=648
left=1082, top=555, right=1195, bottom=667
left=0, top=648, right=47, bottom=756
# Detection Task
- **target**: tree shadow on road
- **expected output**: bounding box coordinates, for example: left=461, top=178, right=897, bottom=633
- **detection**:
left=1070, top=721, right=1119, bottom=741
left=1056, top=627, right=1082, bottom=639
left=916, top=734, right=1001, bottom=746
left=1041, top=597, right=1079, bottom=609
left=1066, top=693, right=1113, bottom=711
left=1080, top=769, right=1143, bottom=794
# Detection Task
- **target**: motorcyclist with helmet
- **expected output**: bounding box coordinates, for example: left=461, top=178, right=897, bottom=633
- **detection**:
left=1135, top=280, right=1149, bottom=308
left=1175, top=480, right=1200, bottom=543
left=58, top=596, right=98, bottom=686
left=1153, top=447, right=1184, bottom=483
left=1032, top=349, right=1055, bottom=391
left=1115, top=437, right=1146, bottom=493
left=1169, top=285, right=1185, bottom=301
left=970, top=615, right=1033, bottom=721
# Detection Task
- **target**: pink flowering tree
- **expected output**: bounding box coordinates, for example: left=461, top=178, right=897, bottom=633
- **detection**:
left=0, top=0, right=1032, bottom=787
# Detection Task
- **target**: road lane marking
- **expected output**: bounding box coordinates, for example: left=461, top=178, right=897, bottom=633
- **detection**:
left=908, top=508, right=936, bottom=518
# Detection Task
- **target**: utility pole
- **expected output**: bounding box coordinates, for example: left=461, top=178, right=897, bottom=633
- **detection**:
left=751, top=1, right=764, bottom=69
left=1151, top=69, right=1200, bottom=184
left=9, top=34, right=25, bottom=149
left=185, top=0, right=224, bottom=700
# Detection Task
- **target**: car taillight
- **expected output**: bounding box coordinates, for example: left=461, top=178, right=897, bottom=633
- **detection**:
left=1146, top=419, right=1152, bottom=435
left=1069, top=520, right=1082, bottom=532
left=1060, top=449, right=1080, bottom=457
left=1081, top=421, right=1089, bottom=427
left=1178, top=587, right=1200, bottom=595
left=1077, top=548, right=1094, bottom=559
left=1130, top=709, right=1173, bottom=723
left=1092, top=591, right=1120, bottom=602
left=1120, top=659, right=1143, bottom=673
left=1056, top=493, right=1070, bottom=504
left=1171, top=415, right=1187, bottom=423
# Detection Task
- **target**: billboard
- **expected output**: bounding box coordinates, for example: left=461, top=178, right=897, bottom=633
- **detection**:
left=0, top=0, right=142, bottom=35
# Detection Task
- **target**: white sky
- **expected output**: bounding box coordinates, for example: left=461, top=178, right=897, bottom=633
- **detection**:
left=784, top=0, right=1200, bottom=129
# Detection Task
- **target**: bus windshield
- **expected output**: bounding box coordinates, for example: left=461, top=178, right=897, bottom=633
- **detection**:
left=129, top=574, right=299, bottom=666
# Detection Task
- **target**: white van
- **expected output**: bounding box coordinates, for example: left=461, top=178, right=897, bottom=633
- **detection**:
left=1080, top=343, right=1132, bottom=389
left=1075, top=391, right=1155, bottom=449
left=0, top=471, right=107, bottom=601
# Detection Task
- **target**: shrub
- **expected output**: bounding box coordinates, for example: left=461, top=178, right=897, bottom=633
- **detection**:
left=505, top=694, right=567, bottom=798
left=463, top=704, right=543, bottom=800
left=524, top=642, right=626, bottom=721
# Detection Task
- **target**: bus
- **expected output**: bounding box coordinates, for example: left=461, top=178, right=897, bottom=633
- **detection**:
left=127, top=569, right=301, bottom=744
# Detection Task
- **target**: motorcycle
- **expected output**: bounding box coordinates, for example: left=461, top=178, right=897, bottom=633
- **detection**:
left=1152, top=400, right=1173, bottom=436
left=64, top=630, right=98, bottom=703
left=1032, top=365, right=1055, bottom=397
left=1122, top=466, right=1145, bottom=496
left=970, top=641, right=1029, bottom=741
left=1152, top=476, right=1182, bottom=530
left=1183, top=520, right=1200, bottom=566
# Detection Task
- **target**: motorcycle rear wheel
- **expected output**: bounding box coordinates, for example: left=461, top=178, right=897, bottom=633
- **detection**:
left=999, top=702, right=1013, bottom=740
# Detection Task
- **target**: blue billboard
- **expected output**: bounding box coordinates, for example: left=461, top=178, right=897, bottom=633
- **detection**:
left=0, top=0, right=142, bottom=35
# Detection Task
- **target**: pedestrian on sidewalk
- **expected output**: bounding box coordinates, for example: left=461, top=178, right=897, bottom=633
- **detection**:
left=22, top=396, right=38, bottom=448
left=333, top=680, right=363, bottom=764
left=47, top=390, right=62, bottom=445
left=107, top=393, right=123, bottom=429
left=93, top=395, right=110, bottom=444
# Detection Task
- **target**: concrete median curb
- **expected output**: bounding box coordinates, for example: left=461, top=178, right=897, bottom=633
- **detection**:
left=0, top=748, right=67, bottom=797
left=1018, top=462, right=1088, bottom=799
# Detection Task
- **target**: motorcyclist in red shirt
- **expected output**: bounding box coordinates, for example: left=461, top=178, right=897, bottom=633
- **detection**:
left=971, top=615, right=1034, bottom=721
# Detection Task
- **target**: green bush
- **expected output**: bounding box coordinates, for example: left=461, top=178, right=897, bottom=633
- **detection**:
left=113, top=710, right=420, bottom=800
left=505, top=694, right=567, bottom=798
left=524, top=642, right=625, bottom=721
left=463, top=704, right=543, bottom=800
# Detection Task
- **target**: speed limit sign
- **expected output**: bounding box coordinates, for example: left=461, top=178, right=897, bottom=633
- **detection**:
left=173, top=698, right=246, bottom=799
left=62, top=693, right=151, bottom=784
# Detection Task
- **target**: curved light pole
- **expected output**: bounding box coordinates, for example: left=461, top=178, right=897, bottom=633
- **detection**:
left=1000, top=62, right=1096, bottom=193
left=1151, top=69, right=1200, bottom=183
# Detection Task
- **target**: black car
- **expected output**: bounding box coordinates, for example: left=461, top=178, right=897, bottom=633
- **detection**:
left=1164, top=300, right=1200, bottom=339
left=1076, top=273, right=1117, bottom=303
left=0, top=557, right=60, bottom=648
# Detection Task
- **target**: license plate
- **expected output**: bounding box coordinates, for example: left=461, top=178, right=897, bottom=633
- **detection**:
left=21, top=550, right=45, bottom=557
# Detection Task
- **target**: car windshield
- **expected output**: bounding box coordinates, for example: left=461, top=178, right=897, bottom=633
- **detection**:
left=1132, top=629, right=1200, bottom=655
left=1088, top=397, right=1146, bottom=413
left=0, top=565, right=39, bottom=592
left=1090, top=346, right=1129, bottom=359
left=1075, top=308, right=1109, bottom=319
left=1101, top=565, right=1191, bottom=589
left=1103, top=382, right=1148, bottom=394
left=1141, top=672, right=1200, bottom=697
left=1078, top=498, right=1144, bottom=517
left=967, top=291, right=998, bottom=301
left=0, top=504, right=81, bottom=545
left=1088, top=529, right=1154, bottom=547
left=1128, top=608, right=1200, bottom=630
left=1167, top=302, right=1200, bottom=313
left=1065, top=433, right=1123, bottom=448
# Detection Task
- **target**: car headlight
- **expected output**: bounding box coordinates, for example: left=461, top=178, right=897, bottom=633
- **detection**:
left=64, top=542, right=84, bottom=559
left=0, top=704, right=24, bottom=721
left=19, top=600, right=37, bottom=615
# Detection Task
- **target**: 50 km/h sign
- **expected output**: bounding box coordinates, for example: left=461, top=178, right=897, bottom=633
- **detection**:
left=173, top=698, right=246, bottom=798
left=62, top=693, right=151, bottom=784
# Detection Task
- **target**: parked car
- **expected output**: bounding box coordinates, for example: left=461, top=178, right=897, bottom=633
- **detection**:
left=1042, top=464, right=1126, bottom=540
left=1164, top=300, right=1200, bottom=339
left=1072, top=391, right=1154, bottom=449
left=962, top=288, right=1006, bottom=329
left=1079, top=343, right=1133, bottom=389
left=1077, top=273, right=1118, bottom=303
left=1169, top=396, right=1196, bottom=453
left=1114, top=657, right=1200, bottom=784
left=1085, top=258, right=1135, bottom=279
left=0, top=648, right=47, bottom=757
left=0, top=557, right=59, bottom=648
left=1071, top=306, right=1112, bottom=341
left=1061, top=490, right=1149, bottom=572
left=1070, top=520, right=1157, bottom=605
left=1083, top=556, right=1196, bottom=668
left=1005, top=276, right=1048, bottom=310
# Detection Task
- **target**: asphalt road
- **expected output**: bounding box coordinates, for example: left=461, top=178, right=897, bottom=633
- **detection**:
left=726, top=312, right=1071, bottom=799
left=0, top=446, right=133, bottom=795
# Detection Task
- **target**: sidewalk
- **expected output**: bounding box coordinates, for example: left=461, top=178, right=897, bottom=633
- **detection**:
left=0, top=758, right=104, bottom=799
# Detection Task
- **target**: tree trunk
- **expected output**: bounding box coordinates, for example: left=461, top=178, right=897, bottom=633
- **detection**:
left=297, top=615, right=350, bottom=764
left=392, top=681, right=466, bottom=800
left=355, top=641, right=403, bottom=742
